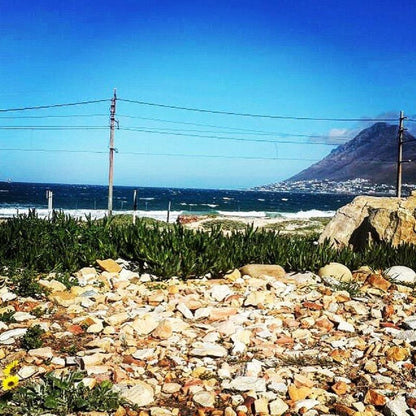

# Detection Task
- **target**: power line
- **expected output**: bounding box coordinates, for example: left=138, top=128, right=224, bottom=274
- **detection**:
left=0, top=114, right=108, bottom=119
left=119, top=98, right=398, bottom=122
left=0, top=148, right=106, bottom=154
left=0, top=126, right=107, bottom=130
left=120, top=127, right=340, bottom=146
left=0, top=147, right=405, bottom=164
left=118, top=114, right=351, bottom=139
left=0, top=99, right=110, bottom=113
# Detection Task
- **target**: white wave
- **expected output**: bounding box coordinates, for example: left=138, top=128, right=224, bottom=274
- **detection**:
left=279, top=209, right=335, bottom=219
left=217, top=211, right=268, bottom=218
left=0, top=208, right=183, bottom=223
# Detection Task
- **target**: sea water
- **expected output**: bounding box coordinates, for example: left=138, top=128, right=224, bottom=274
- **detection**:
left=0, top=182, right=355, bottom=221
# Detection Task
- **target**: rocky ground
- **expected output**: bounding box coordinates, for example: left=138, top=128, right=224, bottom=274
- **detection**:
left=1, top=260, right=416, bottom=416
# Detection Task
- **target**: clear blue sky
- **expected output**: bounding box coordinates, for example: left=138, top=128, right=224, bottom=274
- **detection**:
left=1, top=0, right=415, bottom=189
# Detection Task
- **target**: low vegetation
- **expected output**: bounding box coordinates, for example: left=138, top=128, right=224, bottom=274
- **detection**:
left=1, top=211, right=416, bottom=279
left=0, top=370, right=133, bottom=416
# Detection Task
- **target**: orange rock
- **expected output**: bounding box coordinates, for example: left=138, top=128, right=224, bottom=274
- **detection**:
left=364, top=390, right=386, bottom=406
left=303, top=301, right=323, bottom=310
left=315, top=317, right=335, bottom=332
left=330, top=349, right=351, bottom=363
left=331, top=381, right=349, bottom=395
left=168, top=285, right=179, bottom=295
left=67, top=324, right=84, bottom=335
left=276, top=336, right=294, bottom=346
left=288, top=385, right=312, bottom=401
left=96, top=258, right=122, bottom=273
left=383, top=304, right=395, bottom=319
left=333, top=404, right=355, bottom=416
left=366, top=274, right=391, bottom=291
left=386, top=346, right=409, bottom=362
left=209, top=307, right=238, bottom=321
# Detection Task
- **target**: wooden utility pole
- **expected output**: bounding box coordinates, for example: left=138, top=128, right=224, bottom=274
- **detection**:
left=108, top=89, right=117, bottom=216
left=396, top=110, right=405, bottom=198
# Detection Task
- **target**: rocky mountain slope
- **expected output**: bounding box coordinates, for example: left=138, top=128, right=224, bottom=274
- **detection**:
left=288, top=123, right=416, bottom=185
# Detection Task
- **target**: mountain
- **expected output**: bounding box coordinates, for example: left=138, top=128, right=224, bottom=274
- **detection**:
left=287, top=123, right=416, bottom=185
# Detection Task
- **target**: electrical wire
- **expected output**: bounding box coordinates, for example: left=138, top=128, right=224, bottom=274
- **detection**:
left=0, top=126, right=107, bottom=130
left=0, top=114, right=108, bottom=119
left=0, top=99, right=110, bottom=113
left=119, top=127, right=341, bottom=145
left=118, top=114, right=352, bottom=139
left=119, top=98, right=399, bottom=122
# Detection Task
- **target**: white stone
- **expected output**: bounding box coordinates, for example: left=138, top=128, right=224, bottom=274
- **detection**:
left=13, top=312, right=35, bottom=322
left=0, top=328, right=27, bottom=344
left=132, top=348, right=155, bottom=360
left=384, top=396, right=409, bottom=416
left=176, top=303, right=194, bottom=319
left=28, top=347, right=53, bottom=359
left=223, top=376, right=266, bottom=392
left=121, top=381, right=154, bottom=407
left=294, top=399, right=320, bottom=411
left=190, top=342, right=227, bottom=358
left=162, top=383, right=182, bottom=394
left=1, top=292, right=16, bottom=302
left=193, top=390, right=215, bottom=407
left=384, top=266, right=416, bottom=285
left=269, top=398, right=289, bottom=416
left=210, top=285, right=232, bottom=302
left=17, top=366, right=38, bottom=379
left=337, top=321, right=355, bottom=332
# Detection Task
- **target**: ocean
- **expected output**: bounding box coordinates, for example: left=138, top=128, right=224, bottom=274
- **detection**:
left=0, top=182, right=355, bottom=221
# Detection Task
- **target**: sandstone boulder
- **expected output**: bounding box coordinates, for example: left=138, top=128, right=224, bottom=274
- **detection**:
left=319, top=193, right=416, bottom=248
left=318, top=262, right=352, bottom=282
left=239, top=264, right=285, bottom=279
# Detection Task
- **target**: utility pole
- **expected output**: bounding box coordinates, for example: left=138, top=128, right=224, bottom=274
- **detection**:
left=108, top=89, right=117, bottom=216
left=396, top=110, right=405, bottom=198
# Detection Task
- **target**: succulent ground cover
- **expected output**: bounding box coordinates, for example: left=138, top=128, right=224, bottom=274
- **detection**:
left=1, top=212, right=416, bottom=279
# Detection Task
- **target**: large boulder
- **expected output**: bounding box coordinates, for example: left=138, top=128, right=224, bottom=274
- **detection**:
left=319, top=193, right=416, bottom=248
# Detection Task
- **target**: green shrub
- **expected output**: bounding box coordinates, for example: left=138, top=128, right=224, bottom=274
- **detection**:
left=10, top=270, right=47, bottom=299
left=21, top=325, right=45, bottom=351
left=1, top=211, right=416, bottom=279
left=0, top=371, right=133, bottom=416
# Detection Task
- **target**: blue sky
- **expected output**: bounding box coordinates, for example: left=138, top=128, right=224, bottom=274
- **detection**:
left=1, top=0, right=415, bottom=189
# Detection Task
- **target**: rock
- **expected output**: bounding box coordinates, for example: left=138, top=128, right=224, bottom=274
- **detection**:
left=254, top=398, right=269, bottom=414
left=162, top=383, right=181, bottom=394
left=49, top=291, right=82, bottom=307
left=239, top=264, right=285, bottom=279
left=223, top=376, right=266, bottom=392
left=176, top=303, right=194, bottom=320
left=319, top=194, right=416, bottom=249
left=294, top=399, right=320, bottom=412
left=210, top=285, right=233, bottom=302
left=385, top=346, right=409, bottom=362
left=0, top=328, right=27, bottom=344
left=403, top=316, right=416, bottom=330
left=28, top=347, right=53, bottom=360
left=13, top=312, right=35, bottom=322
left=105, top=312, right=129, bottom=327
left=288, top=385, right=312, bottom=401
left=152, top=320, right=173, bottom=339
left=193, top=391, right=215, bottom=407
left=383, top=396, right=409, bottom=416
left=87, top=321, right=104, bottom=334
left=131, top=315, right=159, bottom=335
left=269, top=398, right=289, bottom=416
left=121, top=381, right=154, bottom=407
left=96, top=259, right=122, bottom=273
left=366, top=274, right=391, bottom=291
left=318, top=263, right=352, bottom=282
left=384, top=266, right=416, bottom=285
left=225, top=269, right=241, bottom=282
left=190, top=342, right=227, bottom=358
left=338, top=321, right=355, bottom=332
left=364, top=389, right=386, bottom=406
left=18, top=366, right=38, bottom=379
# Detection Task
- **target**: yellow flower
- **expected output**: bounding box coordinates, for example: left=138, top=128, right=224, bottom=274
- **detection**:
left=3, top=360, right=19, bottom=376
left=2, top=375, right=19, bottom=391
